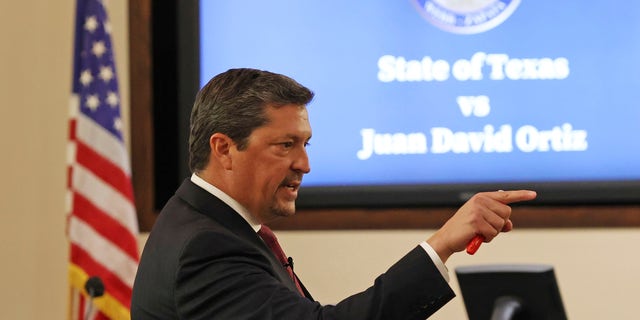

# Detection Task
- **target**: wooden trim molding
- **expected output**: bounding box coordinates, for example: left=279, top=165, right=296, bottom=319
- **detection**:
left=129, top=0, right=156, bottom=231
left=270, top=205, right=640, bottom=230
left=128, top=0, right=640, bottom=232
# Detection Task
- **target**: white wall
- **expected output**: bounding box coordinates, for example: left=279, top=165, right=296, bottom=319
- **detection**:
left=278, top=229, right=640, bottom=319
left=1, top=1, right=638, bottom=319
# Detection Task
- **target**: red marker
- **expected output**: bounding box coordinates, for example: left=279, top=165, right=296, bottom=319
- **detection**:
left=466, top=235, right=485, bottom=255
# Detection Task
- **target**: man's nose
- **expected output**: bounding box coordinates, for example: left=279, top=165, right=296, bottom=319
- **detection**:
left=292, top=148, right=311, bottom=174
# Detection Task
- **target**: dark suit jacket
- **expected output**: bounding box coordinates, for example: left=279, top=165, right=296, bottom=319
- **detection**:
left=131, top=179, right=455, bottom=319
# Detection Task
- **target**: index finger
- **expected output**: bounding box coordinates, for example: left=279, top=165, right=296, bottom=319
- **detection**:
left=486, top=190, right=537, bottom=204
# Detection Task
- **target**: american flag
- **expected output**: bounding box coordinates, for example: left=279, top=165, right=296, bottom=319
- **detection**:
left=67, top=0, right=140, bottom=319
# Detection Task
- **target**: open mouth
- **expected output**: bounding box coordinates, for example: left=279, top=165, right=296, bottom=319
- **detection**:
left=283, top=181, right=300, bottom=191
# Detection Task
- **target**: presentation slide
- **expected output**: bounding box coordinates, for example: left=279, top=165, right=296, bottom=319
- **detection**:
left=199, top=1, right=640, bottom=188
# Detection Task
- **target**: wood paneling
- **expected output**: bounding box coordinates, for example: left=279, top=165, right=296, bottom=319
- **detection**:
left=129, top=0, right=156, bottom=231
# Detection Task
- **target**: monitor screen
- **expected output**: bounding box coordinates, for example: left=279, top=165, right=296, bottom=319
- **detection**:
left=455, top=264, right=567, bottom=320
left=174, top=1, right=640, bottom=207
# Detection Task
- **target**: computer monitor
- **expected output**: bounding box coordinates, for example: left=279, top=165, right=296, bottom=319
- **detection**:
left=455, top=264, right=567, bottom=320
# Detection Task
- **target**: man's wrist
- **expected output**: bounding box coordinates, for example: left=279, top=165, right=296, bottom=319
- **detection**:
left=419, top=241, right=450, bottom=283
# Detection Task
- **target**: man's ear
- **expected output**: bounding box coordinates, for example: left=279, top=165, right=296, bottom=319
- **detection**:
left=209, top=133, right=234, bottom=170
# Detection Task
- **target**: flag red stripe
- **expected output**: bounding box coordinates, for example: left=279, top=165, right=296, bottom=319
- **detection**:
left=70, top=244, right=132, bottom=308
left=78, top=294, right=86, bottom=320
left=68, top=118, right=76, bottom=190
left=67, top=166, right=73, bottom=190
left=75, top=140, right=134, bottom=202
left=69, top=119, right=77, bottom=141
left=72, top=192, right=139, bottom=260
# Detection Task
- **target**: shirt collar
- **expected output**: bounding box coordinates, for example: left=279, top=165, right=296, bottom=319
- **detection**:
left=190, top=173, right=261, bottom=232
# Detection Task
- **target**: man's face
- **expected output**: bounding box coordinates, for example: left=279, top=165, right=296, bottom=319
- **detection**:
left=230, top=104, right=312, bottom=224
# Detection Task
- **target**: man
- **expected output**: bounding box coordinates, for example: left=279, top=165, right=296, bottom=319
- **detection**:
left=131, top=68, right=536, bottom=319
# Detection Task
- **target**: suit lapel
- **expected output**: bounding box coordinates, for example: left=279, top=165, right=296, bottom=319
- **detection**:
left=174, top=179, right=305, bottom=296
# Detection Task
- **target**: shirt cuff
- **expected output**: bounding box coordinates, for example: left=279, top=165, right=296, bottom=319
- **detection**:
left=419, top=241, right=450, bottom=283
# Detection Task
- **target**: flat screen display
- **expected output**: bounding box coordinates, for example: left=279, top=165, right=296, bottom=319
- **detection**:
left=193, top=1, right=640, bottom=207
left=456, top=264, right=567, bottom=319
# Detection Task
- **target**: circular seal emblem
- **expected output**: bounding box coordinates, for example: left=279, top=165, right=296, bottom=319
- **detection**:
left=412, top=0, right=521, bottom=34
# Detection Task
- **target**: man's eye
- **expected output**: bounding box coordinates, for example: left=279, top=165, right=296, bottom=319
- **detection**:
left=282, top=142, right=294, bottom=148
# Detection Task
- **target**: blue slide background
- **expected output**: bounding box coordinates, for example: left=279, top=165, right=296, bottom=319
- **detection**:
left=199, top=1, right=640, bottom=187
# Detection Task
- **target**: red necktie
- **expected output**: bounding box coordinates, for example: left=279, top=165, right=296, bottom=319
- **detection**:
left=258, top=225, right=305, bottom=296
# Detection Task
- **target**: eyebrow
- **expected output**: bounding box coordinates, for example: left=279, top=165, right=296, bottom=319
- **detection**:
left=281, top=131, right=311, bottom=140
